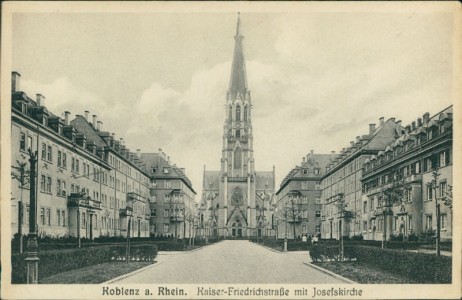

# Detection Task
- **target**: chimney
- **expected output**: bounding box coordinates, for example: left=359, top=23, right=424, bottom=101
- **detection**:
left=92, top=115, right=97, bottom=126
left=167, top=156, right=170, bottom=163
left=390, top=117, right=396, bottom=123
left=350, top=141, right=354, bottom=147
left=181, top=168, right=185, bottom=173
left=64, top=111, right=70, bottom=125
left=369, top=123, right=376, bottom=134
left=120, top=138, right=124, bottom=145
left=97, top=121, right=102, bottom=131
left=412, top=121, right=416, bottom=130
left=158, top=148, right=162, bottom=155
left=396, top=120, right=402, bottom=129
left=423, top=112, right=430, bottom=124
left=36, top=94, right=45, bottom=107
left=405, top=125, right=411, bottom=134
left=417, top=118, right=422, bottom=127
left=12, top=71, right=21, bottom=92
left=311, top=149, right=314, bottom=155
left=136, top=149, right=141, bottom=158
left=85, top=111, right=90, bottom=121
left=356, top=136, right=360, bottom=143
left=331, top=151, right=335, bottom=154
left=379, top=117, right=384, bottom=126
left=302, top=157, right=306, bottom=164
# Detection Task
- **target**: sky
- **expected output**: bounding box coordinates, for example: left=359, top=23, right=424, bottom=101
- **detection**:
left=12, top=7, right=455, bottom=200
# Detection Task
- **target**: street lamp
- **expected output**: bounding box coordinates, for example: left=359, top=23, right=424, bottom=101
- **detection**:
left=336, top=193, right=345, bottom=261
left=26, top=149, right=39, bottom=284
left=431, top=171, right=441, bottom=256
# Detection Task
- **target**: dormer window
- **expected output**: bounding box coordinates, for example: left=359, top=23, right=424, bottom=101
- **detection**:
left=43, top=116, right=48, bottom=126
left=163, top=167, right=169, bottom=174
left=314, top=168, right=320, bottom=175
left=152, top=167, right=157, bottom=174
left=303, top=169, right=308, bottom=175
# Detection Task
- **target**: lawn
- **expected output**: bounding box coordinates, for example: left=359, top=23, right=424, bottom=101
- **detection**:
left=39, top=261, right=154, bottom=284
left=314, top=261, right=420, bottom=284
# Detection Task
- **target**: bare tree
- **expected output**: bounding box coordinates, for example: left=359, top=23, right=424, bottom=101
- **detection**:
left=11, top=160, right=31, bottom=253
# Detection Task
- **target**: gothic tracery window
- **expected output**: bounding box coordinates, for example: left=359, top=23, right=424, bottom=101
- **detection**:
left=236, top=105, right=241, bottom=121
left=234, top=147, right=242, bottom=169
left=244, top=106, right=248, bottom=121
left=228, top=105, right=232, bottom=121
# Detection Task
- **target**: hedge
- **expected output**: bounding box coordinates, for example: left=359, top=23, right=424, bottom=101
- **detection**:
left=11, top=244, right=157, bottom=283
left=345, top=245, right=451, bottom=283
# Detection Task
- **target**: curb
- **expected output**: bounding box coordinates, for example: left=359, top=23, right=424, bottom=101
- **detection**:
left=159, top=240, right=225, bottom=255
left=104, top=261, right=164, bottom=284
left=250, top=241, right=284, bottom=254
left=303, top=262, right=357, bottom=284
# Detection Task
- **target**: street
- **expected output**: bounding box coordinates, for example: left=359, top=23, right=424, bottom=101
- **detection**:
left=112, top=240, right=346, bottom=284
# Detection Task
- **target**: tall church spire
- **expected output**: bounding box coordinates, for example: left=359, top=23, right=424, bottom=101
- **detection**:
left=229, top=13, right=248, bottom=96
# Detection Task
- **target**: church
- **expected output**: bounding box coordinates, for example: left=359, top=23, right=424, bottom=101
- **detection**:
left=201, top=15, right=276, bottom=238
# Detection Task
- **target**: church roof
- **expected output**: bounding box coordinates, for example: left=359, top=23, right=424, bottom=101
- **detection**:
left=229, top=13, right=248, bottom=96
left=203, top=171, right=221, bottom=190
left=255, top=171, right=275, bottom=190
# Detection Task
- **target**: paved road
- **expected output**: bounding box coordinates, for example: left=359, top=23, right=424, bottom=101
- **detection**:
left=113, top=240, right=346, bottom=284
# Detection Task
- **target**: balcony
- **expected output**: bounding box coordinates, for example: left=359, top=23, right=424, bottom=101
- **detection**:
left=119, top=207, right=133, bottom=217
left=170, top=215, right=184, bottom=223
left=127, top=192, right=145, bottom=202
left=68, top=193, right=101, bottom=210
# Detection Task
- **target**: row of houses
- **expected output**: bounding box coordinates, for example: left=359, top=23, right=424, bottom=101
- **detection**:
left=275, top=106, right=453, bottom=242
left=10, top=71, right=197, bottom=241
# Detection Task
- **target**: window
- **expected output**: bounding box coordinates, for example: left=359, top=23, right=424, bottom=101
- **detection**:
left=82, top=213, right=86, bottom=228
left=426, top=215, right=433, bottom=230
left=315, top=210, right=321, bottom=218
left=236, top=129, right=240, bottom=138
left=57, top=209, right=61, bottom=226
left=164, top=209, right=169, bottom=217
left=415, top=161, right=420, bottom=174
left=164, top=224, right=170, bottom=233
left=314, top=168, right=320, bottom=175
left=57, top=179, right=61, bottom=194
left=151, top=209, right=157, bottom=217
left=302, top=225, right=307, bottom=233
left=315, top=225, right=320, bottom=233
left=71, top=158, right=75, bottom=172
left=228, top=105, right=232, bottom=121
left=315, top=196, right=321, bottom=204
left=76, top=159, right=79, bottom=173
left=47, top=145, right=52, bottom=161
left=315, top=182, right=321, bottom=190
left=27, top=136, right=33, bottom=151
left=236, top=105, right=241, bottom=121
left=40, top=208, right=45, bottom=225
left=57, top=151, right=62, bottom=167
left=41, top=143, right=46, bottom=159
left=427, top=185, right=433, bottom=200
left=302, top=196, right=308, bottom=204
left=408, top=216, right=412, bottom=230
left=47, top=177, right=52, bottom=193
left=441, top=214, right=447, bottom=230
left=363, top=201, right=367, bottom=213
left=20, top=133, right=26, bottom=151
left=303, top=169, right=308, bottom=175
left=363, top=221, right=367, bottom=231
left=62, top=211, right=66, bottom=227
left=26, top=207, right=30, bottom=224
left=152, top=167, right=157, bottom=174
left=244, top=106, right=248, bottom=121
left=40, top=175, right=46, bottom=192
left=440, top=181, right=447, bottom=198
left=163, top=167, right=169, bottom=174
left=63, top=153, right=67, bottom=168
left=234, top=148, right=242, bottom=169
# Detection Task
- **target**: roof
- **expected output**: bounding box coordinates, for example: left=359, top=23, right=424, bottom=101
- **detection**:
left=228, top=14, right=248, bottom=97
left=277, top=153, right=337, bottom=194
left=203, top=171, right=221, bottom=190
left=140, top=152, right=196, bottom=194
left=70, top=115, right=107, bottom=148
left=255, top=171, right=275, bottom=190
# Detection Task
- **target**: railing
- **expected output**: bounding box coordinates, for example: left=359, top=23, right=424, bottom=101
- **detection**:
left=68, top=193, right=101, bottom=209
left=228, top=177, right=248, bottom=183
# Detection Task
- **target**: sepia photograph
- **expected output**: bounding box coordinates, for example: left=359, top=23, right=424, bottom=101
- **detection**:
left=1, top=1, right=461, bottom=299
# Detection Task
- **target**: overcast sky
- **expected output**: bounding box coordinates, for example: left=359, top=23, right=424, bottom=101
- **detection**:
left=12, top=6, right=455, bottom=199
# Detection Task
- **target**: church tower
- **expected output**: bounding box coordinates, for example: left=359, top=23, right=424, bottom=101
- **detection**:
left=202, top=14, right=275, bottom=238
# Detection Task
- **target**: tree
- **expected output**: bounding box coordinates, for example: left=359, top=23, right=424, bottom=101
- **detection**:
left=380, top=175, right=411, bottom=247
left=11, top=160, right=31, bottom=253
left=431, top=170, right=442, bottom=256
left=168, top=193, right=185, bottom=243
left=285, top=196, right=301, bottom=240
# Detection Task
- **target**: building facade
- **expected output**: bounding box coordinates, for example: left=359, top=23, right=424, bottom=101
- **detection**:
left=361, top=107, right=453, bottom=241
left=320, top=118, right=402, bottom=239
left=201, top=15, right=275, bottom=238
left=275, top=151, right=337, bottom=240
left=11, top=71, right=151, bottom=240
left=140, top=151, right=197, bottom=239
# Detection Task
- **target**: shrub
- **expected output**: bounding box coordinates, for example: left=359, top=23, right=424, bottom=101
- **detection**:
left=344, top=245, right=451, bottom=283
left=309, top=245, right=343, bottom=262
left=11, top=244, right=157, bottom=283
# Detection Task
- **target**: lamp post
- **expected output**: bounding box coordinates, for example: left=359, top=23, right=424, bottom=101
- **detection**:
left=26, top=149, right=39, bottom=284
left=12, top=160, right=30, bottom=254
left=336, top=193, right=345, bottom=261
left=431, top=171, right=441, bottom=256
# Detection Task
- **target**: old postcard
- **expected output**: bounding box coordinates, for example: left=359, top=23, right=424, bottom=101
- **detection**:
left=1, top=1, right=461, bottom=299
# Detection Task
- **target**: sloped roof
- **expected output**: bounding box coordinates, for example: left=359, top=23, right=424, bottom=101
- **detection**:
left=203, top=171, right=221, bottom=190
left=140, top=152, right=195, bottom=194
left=255, top=171, right=275, bottom=190
left=363, top=119, right=401, bottom=150
left=71, top=115, right=107, bottom=148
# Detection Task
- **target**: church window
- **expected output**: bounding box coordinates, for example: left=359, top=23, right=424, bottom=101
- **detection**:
left=244, top=106, right=248, bottom=121
left=236, top=129, right=240, bottom=138
left=228, top=105, right=232, bottom=121
left=234, top=147, right=242, bottom=169
left=236, top=105, right=241, bottom=121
